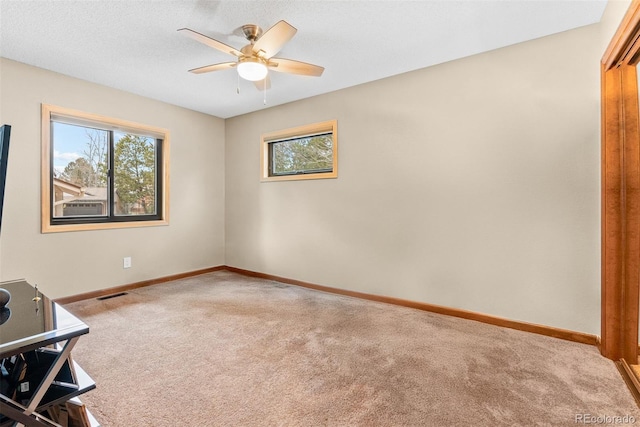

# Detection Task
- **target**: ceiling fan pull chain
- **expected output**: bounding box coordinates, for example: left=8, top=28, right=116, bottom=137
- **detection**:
left=263, top=81, right=267, bottom=105
left=237, top=72, right=240, bottom=95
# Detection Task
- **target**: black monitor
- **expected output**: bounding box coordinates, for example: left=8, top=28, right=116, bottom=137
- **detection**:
left=0, top=125, right=11, bottom=233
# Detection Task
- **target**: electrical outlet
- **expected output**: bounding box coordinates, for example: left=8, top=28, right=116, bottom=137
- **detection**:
left=123, top=257, right=132, bottom=269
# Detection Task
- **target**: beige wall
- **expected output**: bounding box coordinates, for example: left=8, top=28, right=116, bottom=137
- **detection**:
left=0, top=58, right=226, bottom=298
left=225, top=1, right=630, bottom=336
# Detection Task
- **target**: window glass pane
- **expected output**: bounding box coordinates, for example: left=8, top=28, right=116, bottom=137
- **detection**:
left=113, top=132, right=157, bottom=216
left=271, top=133, right=333, bottom=176
left=51, top=122, right=109, bottom=218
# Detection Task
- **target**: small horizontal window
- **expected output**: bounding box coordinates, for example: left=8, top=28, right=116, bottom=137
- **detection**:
left=261, top=120, right=337, bottom=182
left=41, top=104, right=170, bottom=233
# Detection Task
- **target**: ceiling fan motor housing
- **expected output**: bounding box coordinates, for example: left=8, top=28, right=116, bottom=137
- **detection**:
left=241, top=24, right=262, bottom=42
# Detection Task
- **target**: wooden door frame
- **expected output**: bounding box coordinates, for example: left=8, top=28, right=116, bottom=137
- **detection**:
left=602, top=0, right=640, bottom=362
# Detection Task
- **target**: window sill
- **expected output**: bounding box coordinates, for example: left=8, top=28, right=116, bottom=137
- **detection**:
left=42, top=219, right=169, bottom=234
left=260, top=171, right=338, bottom=183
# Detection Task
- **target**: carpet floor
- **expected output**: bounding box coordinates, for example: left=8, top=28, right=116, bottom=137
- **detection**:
left=65, top=271, right=640, bottom=426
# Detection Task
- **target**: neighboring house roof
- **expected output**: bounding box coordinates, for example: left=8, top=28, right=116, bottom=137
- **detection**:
left=80, top=187, right=107, bottom=202
left=52, top=178, right=82, bottom=197
left=53, top=178, right=107, bottom=204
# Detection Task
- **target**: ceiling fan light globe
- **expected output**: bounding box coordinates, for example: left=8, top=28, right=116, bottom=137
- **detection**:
left=237, top=61, right=268, bottom=81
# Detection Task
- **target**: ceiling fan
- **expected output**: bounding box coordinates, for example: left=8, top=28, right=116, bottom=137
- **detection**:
left=178, top=20, right=324, bottom=90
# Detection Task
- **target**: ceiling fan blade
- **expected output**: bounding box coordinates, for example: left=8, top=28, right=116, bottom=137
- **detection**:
left=253, top=75, right=271, bottom=91
left=178, top=28, right=242, bottom=57
left=188, top=62, right=237, bottom=74
left=252, top=20, right=297, bottom=59
left=268, top=58, right=324, bottom=77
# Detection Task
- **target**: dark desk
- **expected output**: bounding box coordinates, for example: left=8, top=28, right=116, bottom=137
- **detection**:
left=0, top=280, right=98, bottom=427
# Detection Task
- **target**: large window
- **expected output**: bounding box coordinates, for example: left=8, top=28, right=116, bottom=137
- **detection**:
left=261, top=120, right=337, bottom=182
left=42, top=104, right=170, bottom=233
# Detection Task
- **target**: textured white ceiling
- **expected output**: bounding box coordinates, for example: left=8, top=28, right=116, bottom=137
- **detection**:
left=0, top=1, right=607, bottom=119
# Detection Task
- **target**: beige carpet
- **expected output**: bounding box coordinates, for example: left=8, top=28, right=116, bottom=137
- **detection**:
left=65, top=271, right=640, bottom=426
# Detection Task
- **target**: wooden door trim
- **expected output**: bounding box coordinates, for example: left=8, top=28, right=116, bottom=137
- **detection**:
left=602, top=0, right=640, bottom=362
left=604, top=0, right=640, bottom=70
